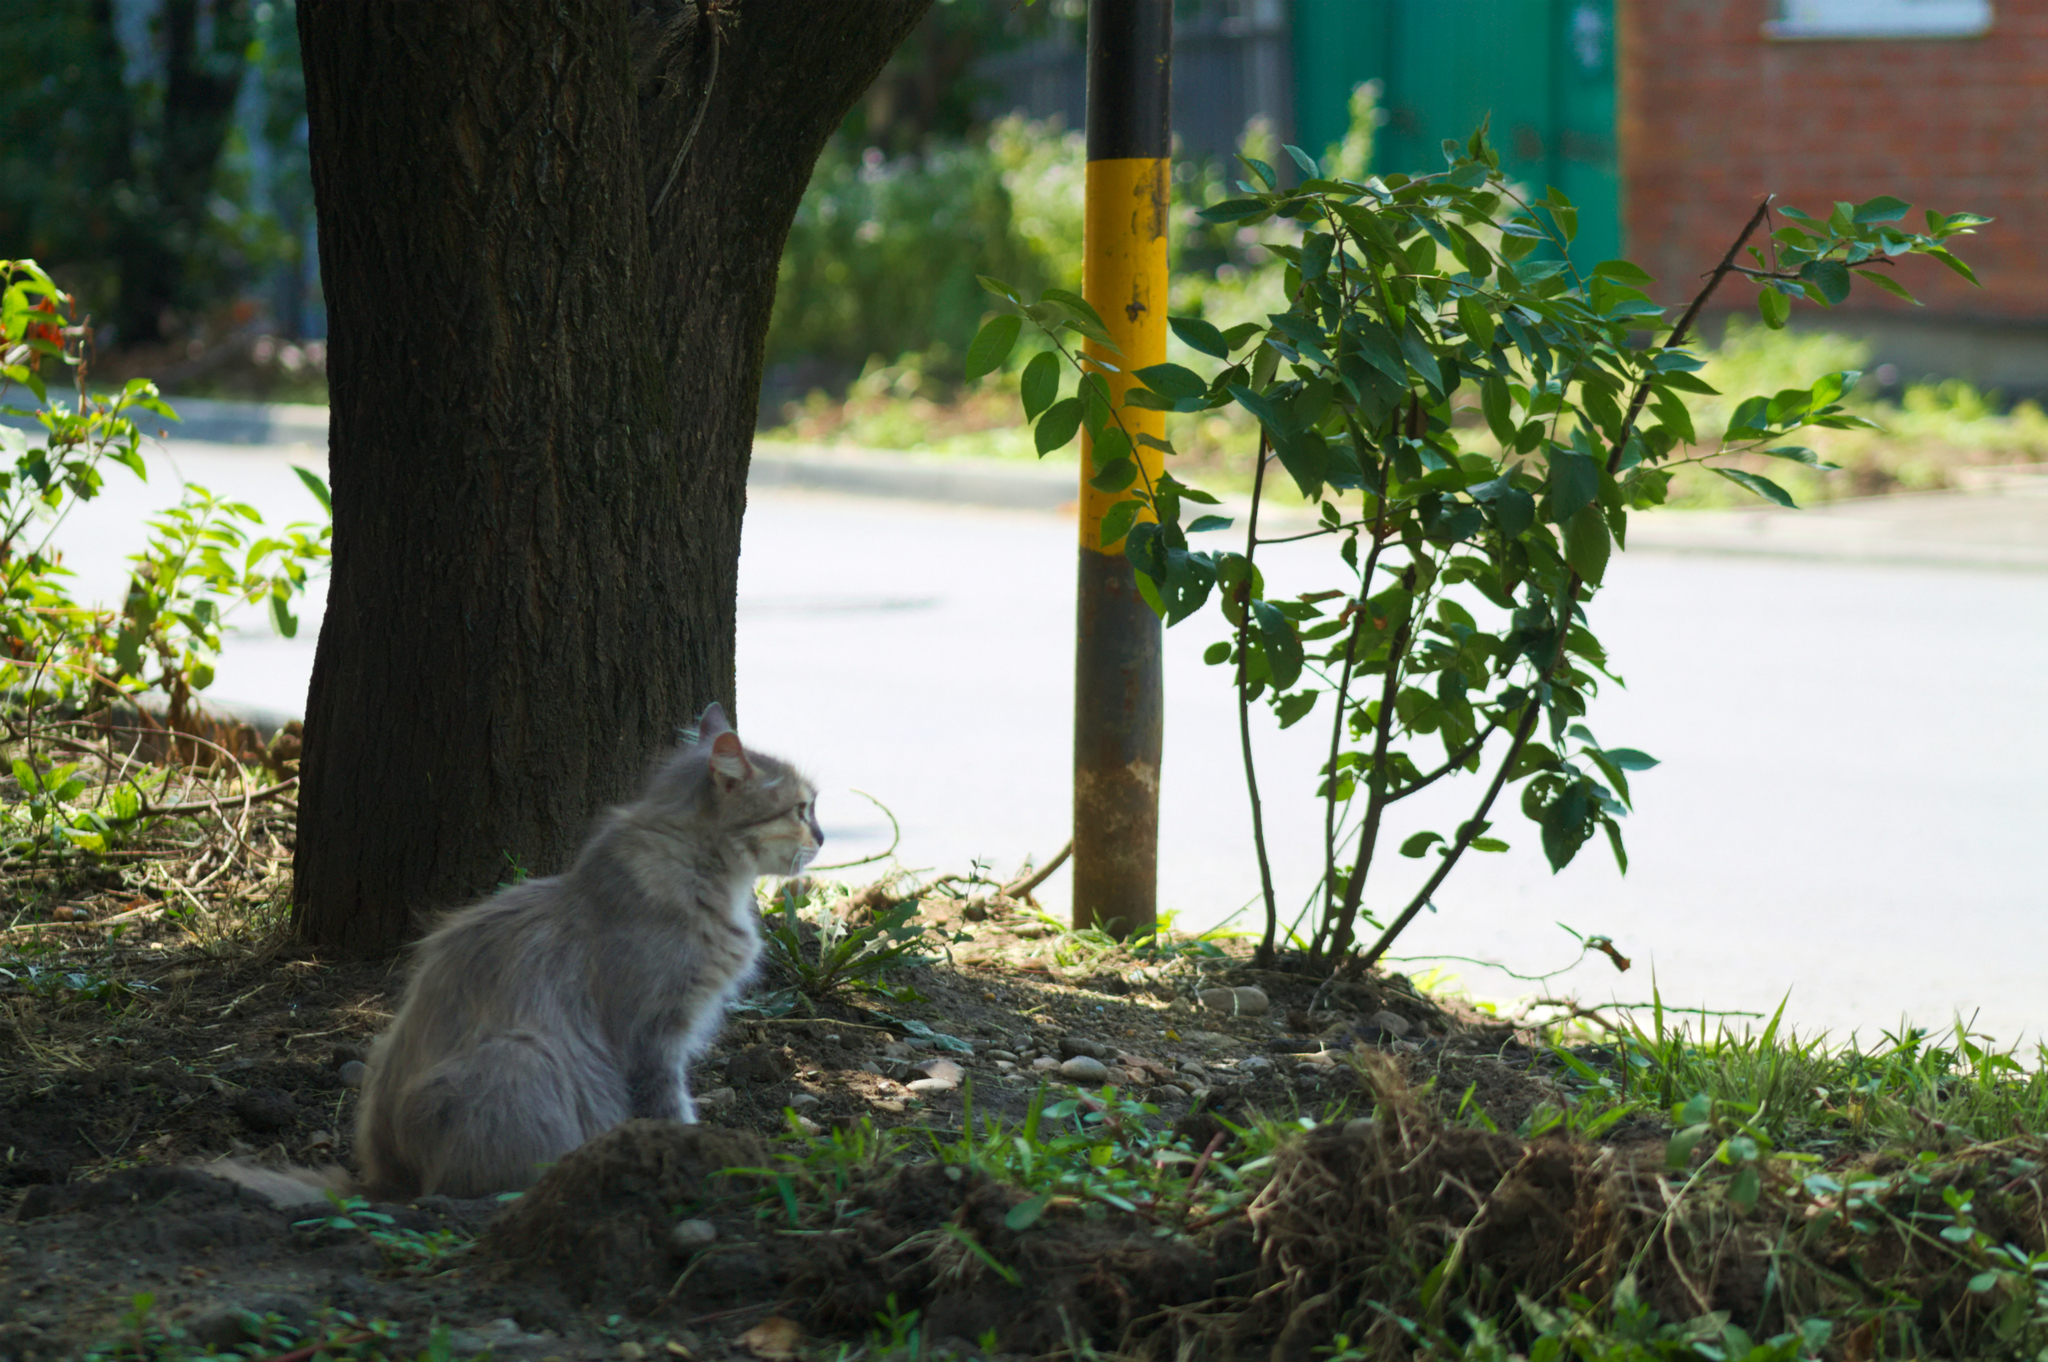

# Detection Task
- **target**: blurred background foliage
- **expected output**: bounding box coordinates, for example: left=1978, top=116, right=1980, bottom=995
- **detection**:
left=7, top=0, right=2044, bottom=503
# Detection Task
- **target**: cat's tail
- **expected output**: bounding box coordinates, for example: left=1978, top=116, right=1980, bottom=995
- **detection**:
left=203, top=1158, right=355, bottom=1209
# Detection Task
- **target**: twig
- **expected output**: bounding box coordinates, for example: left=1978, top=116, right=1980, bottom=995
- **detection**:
left=1000, top=840, right=1070, bottom=900
left=1238, top=434, right=1281, bottom=967
left=806, top=789, right=901, bottom=871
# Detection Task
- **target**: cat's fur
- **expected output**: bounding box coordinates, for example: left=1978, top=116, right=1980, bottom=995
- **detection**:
left=348, top=703, right=821, bottom=1200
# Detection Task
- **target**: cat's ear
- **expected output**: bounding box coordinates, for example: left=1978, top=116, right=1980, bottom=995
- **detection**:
left=696, top=702, right=732, bottom=739
left=708, top=730, right=753, bottom=787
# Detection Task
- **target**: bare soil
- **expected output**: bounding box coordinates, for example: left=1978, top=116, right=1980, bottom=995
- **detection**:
left=0, top=886, right=1633, bottom=1362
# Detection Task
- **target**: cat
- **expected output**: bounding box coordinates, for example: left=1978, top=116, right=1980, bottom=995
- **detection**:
left=344, top=701, right=821, bottom=1200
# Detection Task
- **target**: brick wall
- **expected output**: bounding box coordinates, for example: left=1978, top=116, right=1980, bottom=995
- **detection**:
left=1619, top=0, right=2045, bottom=321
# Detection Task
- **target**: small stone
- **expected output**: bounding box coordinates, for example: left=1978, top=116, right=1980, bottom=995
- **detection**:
left=621, top=1342, right=647, bottom=1360
left=1030, top=1056, right=1060, bottom=1071
left=1237, top=1055, right=1274, bottom=1074
left=1344, top=1117, right=1375, bottom=1138
left=787, top=1092, right=820, bottom=1108
left=793, top=1115, right=824, bottom=1136
left=304, top=1129, right=335, bottom=1151
left=336, top=1061, right=366, bottom=1088
left=1058, top=1035, right=1107, bottom=1060
left=1198, top=987, right=1237, bottom=1014
left=985, top=1049, right=1019, bottom=1063
left=915, top=1058, right=965, bottom=1085
left=962, top=901, right=989, bottom=922
left=1231, top=986, right=1270, bottom=1016
left=994, top=1060, right=1017, bottom=1073
left=1157, top=1083, right=1188, bottom=1099
left=905, top=1077, right=953, bottom=1094
left=1370, top=1010, right=1413, bottom=1039
left=1059, top=1055, right=1110, bottom=1084
left=695, top=1086, right=736, bottom=1111
left=860, top=1060, right=885, bottom=1076
left=880, top=1041, right=916, bottom=1061
left=671, top=1219, right=717, bottom=1251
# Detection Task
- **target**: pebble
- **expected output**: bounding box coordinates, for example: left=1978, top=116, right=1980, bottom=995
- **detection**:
left=994, top=1060, right=1017, bottom=1073
left=671, top=1218, right=717, bottom=1251
left=336, top=1061, right=367, bottom=1089
left=788, top=1092, right=821, bottom=1108
left=1058, top=1036, right=1108, bottom=1060
left=1030, top=1056, right=1060, bottom=1071
left=1370, top=1009, right=1413, bottom=1038
left=914, top=1058, right=965, bottom=1086
left=1200, top=986, right=1270, bottom=1016
left=1059, top=1055, right=1110, bottom=1084
left=695, top=1086, right=736, bottom=1112
left=793, top=1115, right=824, bottom=1136
left=1157, top=1083, right=1188, bottom=1099
left=985, top=1049, right=1020, bottom=1063
left=1237, top=1055, right=1275, bottom=1074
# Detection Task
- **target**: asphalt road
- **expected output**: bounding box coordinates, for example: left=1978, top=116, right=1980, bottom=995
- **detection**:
left=40, top=428, right=2048, bottom=1047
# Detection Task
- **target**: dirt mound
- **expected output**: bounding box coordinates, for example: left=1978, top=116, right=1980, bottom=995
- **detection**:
left=791, top=1163, right=1213, bottom=1354
left=481, top=1120, right=1212, bottom=1352
left=482, top=1120, right=773, bottom=1308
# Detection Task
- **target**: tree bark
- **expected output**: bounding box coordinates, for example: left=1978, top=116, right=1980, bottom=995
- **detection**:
left=291, top=0, right=928, bottom=954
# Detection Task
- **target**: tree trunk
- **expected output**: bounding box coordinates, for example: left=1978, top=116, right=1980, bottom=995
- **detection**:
left=291, top=0, right=928, bottom=954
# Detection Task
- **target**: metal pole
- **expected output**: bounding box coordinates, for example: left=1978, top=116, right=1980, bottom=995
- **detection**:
left=1074, top=0, right=1170, bottom=939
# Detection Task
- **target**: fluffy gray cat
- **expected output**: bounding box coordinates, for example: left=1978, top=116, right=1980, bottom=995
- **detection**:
left=349, top=702, right=820, bottom=1199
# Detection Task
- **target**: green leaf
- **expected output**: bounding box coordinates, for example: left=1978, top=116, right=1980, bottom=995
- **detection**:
left=1020, top=352, right=1061, bottom=421
left=1712, top=467, right=1797, bottom=507
left=1603, top=747, right=1659, bottom=771
left=1852, top=195, right=1911, bottom=224
left=1761, top=445, right=1839, bottom=470
left=1591, top=259, right=1655, bottom=286
left=1470, top=837, right=1510, bottom=853
left=1563, top=506, right=1611, bottom=585
left=1187, top=514, right=1233, bottom=534
left=1197, top=197, right=1272, bottom=224
left=1924, top=247, right=1980, bottom=287
left=1798, top=260, right=1851, bottom=307
left=1099, top=498, right=1142, bottom=548
left=291, top=465, right=332, bottom=516
left=1169, top=316, right=1230, bottom=359
left=1548, top=450, right=1600, bottom=524
left=1757, top=287, right=1791, bottom=329
left=1545, top=186, right=1577, bottom=243
left=1457, top=295, right=1495, bottom=351
left=1202, top=640, right=1232, bottom=665
left=1034, top=398, right=1082, bottom=456
left=1005, top=1191, right=1051, bottom=1231
left=977, top=275, right=1022, bottom=304
left=964, top=314, right=1022, bottom=382
left=1480, top=376, right=1516, bottom=446
left=1135, top=363, right=1209, bottom=402
left=1860, top=270, right=1919, bottom=304
left=1274, top=690, right=1318, bottom=728
left=1088, top=458, right=1137, bottom=493
left=1400, top=831, right=1445, bottom=858
left=1041, top=288, right=1115, bottom=341
left=1251, top=600, right=1303, bottom=690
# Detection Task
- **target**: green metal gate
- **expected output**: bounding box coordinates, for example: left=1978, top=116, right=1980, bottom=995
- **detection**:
left=1291, top=0, right=1620, bottom=267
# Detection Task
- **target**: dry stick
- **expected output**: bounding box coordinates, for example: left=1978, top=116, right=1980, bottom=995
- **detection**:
left=1001, top=838, right=1071, bottom=900
left=1351, top=200, right=1775, bottom=977
left=1239, top=434, right=1282, bottom=966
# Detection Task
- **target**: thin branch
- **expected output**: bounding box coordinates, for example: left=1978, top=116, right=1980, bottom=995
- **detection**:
left=1001, top=839, right=1071, bottom=901
left=1240, top=435, right=1281, bottom=968
left=1383, top=716, right=1505, bottom=805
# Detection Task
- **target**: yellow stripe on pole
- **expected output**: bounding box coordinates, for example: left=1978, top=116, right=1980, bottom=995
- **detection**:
left=1080, top=156, right=1170, bottom=552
